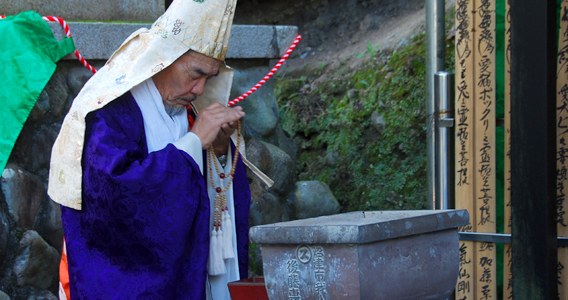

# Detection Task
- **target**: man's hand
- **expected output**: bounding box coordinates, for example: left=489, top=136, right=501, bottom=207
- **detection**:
left=212, top=119, right=238, bottom=156
left=190, top=103, right=245, bottom=153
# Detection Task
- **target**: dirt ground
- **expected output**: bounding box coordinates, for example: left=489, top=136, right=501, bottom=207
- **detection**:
left=234, top=0, right=455, bottom=77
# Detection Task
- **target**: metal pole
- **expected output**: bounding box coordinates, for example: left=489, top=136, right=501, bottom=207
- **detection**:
left=426, top=0, right=446, bottom=209
left=434, top=72, right=454, bottom=210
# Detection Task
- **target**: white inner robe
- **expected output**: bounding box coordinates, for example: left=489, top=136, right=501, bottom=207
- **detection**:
left=131, top=78, right=240, bottom=300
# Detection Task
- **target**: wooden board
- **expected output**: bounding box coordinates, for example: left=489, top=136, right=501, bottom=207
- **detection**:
left=454, top=0, right=476, bottom=298
left=472, top=0, right=497, bottom=298
left=503, top=0, right=512, bottom=299
left=557, top=1, right=568, bottom=298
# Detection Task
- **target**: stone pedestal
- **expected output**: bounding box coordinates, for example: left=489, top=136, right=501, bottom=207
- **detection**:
left=249, top=210, right=469, bottom=300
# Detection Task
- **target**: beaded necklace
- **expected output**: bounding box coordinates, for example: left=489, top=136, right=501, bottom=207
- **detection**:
left=207, top=120, right=241, bottom=275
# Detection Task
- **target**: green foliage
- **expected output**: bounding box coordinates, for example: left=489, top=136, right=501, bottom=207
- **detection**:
left=356, top=42, right=381, bottom=59
left=249, top=243, right=261, bottom=275
left=275, top=32, right=455, bottom=212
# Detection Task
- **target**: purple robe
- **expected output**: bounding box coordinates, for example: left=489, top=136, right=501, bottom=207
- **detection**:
left=60, top=92, right=251, bottom=300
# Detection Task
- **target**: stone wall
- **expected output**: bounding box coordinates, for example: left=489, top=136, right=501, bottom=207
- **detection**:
left=0, top=59, right=105, bottom=299
left=0, top=0, right=164, bottom=22
left=0, top=20, right=339, bottom=299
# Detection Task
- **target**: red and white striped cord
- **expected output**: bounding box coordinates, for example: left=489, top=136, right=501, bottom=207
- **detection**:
left=42, top=16, right=97, bottom=74
left=228, top=34, right=302, bottom=107
left=1, top=14, right=96, bottom=74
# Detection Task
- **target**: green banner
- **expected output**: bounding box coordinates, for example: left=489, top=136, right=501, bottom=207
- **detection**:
left=0, top=11, right=75, bottom=172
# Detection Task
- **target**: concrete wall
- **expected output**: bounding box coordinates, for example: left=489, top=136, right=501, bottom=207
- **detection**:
left=0, top=0, right=164, bottom=22
left=48, top=23, right=298, bottom=60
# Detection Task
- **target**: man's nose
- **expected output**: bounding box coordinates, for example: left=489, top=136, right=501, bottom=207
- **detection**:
left=191, top=77, right=207, bottom=96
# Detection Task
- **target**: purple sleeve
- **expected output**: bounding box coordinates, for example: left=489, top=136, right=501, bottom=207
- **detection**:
left=61, top=93, right=210, bottom=300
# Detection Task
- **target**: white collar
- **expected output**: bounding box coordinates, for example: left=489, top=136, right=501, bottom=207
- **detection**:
left=131, top=78, right=188, bottom=153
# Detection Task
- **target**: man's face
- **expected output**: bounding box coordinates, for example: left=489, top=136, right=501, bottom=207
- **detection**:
left=154, top=51, right=222, bottom=113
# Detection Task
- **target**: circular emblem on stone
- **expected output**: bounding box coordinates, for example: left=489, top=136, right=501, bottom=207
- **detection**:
left=296, top=245, right=312, bottom=264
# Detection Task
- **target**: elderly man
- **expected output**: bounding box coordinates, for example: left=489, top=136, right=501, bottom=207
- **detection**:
left=48, top=0, right=267, bottom=299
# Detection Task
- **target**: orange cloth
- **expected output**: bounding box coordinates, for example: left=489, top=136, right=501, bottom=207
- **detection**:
left=59, top=238, right=71, bottom=300
left=187, top=105, right=195, bottom=130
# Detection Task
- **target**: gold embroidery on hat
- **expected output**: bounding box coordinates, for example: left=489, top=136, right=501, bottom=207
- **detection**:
left=152, top=63, right=165, bottom=73
left=59, top=127, right=70, bottom=154
left=156, top=28, right=168, bottom=38
left=59, top=170, right=65, bottom=184
left=129, top=36, right=151, bottom=61
left=75, top=141, right=82, bottom=160
left=172, top=19, right=184, bottom=35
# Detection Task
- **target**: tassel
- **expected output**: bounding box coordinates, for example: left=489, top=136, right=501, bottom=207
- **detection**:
left=216, top=226, right=224, bottom=263
left=208, top=229, right=226, bottom=275
left=222, top=210, right=235, bottom=259
left=207, top=230, right=217, bottom=275
left=214, top=228, right=227, bottom=275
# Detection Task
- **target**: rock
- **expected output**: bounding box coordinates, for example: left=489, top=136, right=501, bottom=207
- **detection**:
left=324, top=150, right=339, bottom=167
left=301, top=84, right=311, bottom=94
left=363, top=126, right=381, bottom=144
left=249, top=191, right=289, bottom=227
left=292, top=181, right=340, bottom=220
left=27, top=290, right=57, bottom=300
left=13, top=231, right=59, bottom=290
left=44, top=70, right=69, bottom=119
left=346, top=89, right=358, bottom=100
left=359, top=14, right=379, bottom=31
left=0, top=207, right=9, bottom=264
left=33, top=198, right=63, bottom=253
left=395, top=37, right=409, bottom=51
left=0, top=187, right=10, bottom=263
left=371, top=110, right=385, bottom=133
left=0, top=290, right=10, bottom=300
left=1, top=166, right=46, bottom=228
left=29, top=125, right=61, bottom=174
left=246, top=167, right=270, bottom=205
left=28, top=90, right=51, bottom=123
left=264, top=125, right=297, bottom=162
left=67, top=66, right=94, bottom=100
left=229, top=61, right=279, bottom=139
left=26, top=290, right=57, bottom=300
left=246, top=139, right=295, bottom=196
left=9, top=125, right=34, bottom=171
